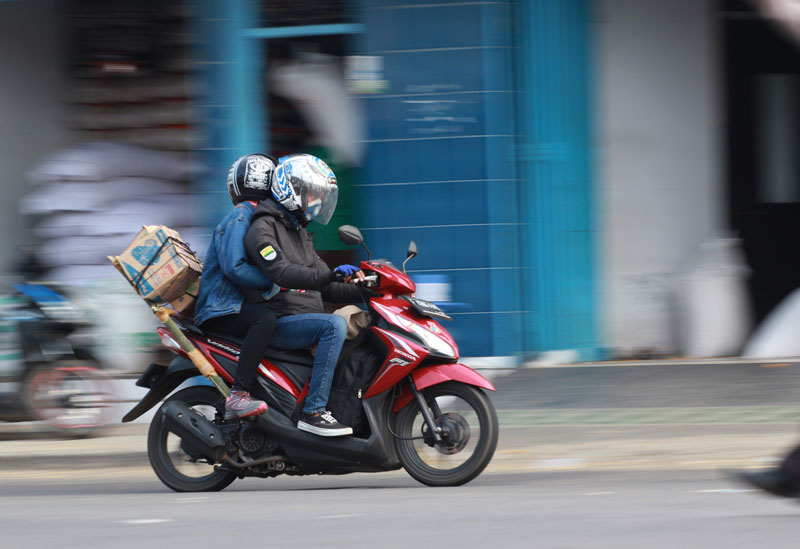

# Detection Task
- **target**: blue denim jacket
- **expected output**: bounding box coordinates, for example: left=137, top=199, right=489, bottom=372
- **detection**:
left=193, top=202, right=279, bottom=326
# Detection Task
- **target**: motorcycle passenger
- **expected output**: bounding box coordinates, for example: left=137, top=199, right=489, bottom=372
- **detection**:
left=194, top=154, right=280, bottom=420
left=244, top=154, right=363, bottom=437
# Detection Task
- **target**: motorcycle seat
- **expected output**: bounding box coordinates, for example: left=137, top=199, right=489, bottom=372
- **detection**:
left=173, top=317, right=315, bottom=367
left=202, top=331, right=315, bottom=367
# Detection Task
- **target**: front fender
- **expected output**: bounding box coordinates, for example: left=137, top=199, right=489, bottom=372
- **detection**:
left=391, top=363, right=496, bottom=413
left=121, top=356, right=202, bottom=423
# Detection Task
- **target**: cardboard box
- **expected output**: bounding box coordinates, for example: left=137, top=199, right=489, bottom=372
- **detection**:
left=111, top=225, right=203, bottom=304
left=168, top=278, right=199, bottom=316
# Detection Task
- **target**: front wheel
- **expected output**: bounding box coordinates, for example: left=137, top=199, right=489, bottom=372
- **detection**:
left=24, top=364, right=118, bottom=436
left=393, top=381, right=499, bottom=486
left=147, top=385, right=236, bottom=492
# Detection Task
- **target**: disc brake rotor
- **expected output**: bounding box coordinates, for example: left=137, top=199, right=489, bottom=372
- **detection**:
left=421, top=412, right=471, bottom=455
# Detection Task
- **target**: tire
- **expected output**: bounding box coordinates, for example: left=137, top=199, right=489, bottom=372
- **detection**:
left=147, top=385, right=236, bottom=492
left=393, top=382, right=499, bottom=487
left=23, top=364, right=118, bottom=436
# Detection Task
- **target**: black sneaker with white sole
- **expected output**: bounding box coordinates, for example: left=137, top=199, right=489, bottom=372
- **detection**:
left=297, top=410, right=353, bottom=437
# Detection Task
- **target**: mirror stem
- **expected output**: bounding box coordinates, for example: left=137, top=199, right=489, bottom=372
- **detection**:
left=361, top=242, right=372, bottom=263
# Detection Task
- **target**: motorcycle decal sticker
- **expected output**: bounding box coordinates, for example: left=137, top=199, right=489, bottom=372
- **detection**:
left=208, top=339, right=240, bottom=356
left=260, top=245, right=278, bottom=261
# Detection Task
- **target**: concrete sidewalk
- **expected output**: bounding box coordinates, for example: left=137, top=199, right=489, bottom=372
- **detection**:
left=3, top=357, right=800, bottom=473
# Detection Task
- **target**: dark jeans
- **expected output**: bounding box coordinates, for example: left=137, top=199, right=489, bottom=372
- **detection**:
left=200, top=302, right=277, bottom=392
left=268, top=313, right=348, bottom=414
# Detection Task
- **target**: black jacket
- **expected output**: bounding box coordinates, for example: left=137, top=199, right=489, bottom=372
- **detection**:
left=243, top=199, right=360, bottom=316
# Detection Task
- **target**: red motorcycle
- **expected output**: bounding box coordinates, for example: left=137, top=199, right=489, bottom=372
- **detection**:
left=123, top=225, right=498, bottom=491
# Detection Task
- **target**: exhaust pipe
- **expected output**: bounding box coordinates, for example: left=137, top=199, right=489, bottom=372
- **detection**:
left=161, top=401, right=227, bottom=462
left=255, top=410, right=367, bottom=462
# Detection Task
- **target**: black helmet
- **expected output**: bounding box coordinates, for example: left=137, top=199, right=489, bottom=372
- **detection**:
left=226, top=154, right=278, bottom=204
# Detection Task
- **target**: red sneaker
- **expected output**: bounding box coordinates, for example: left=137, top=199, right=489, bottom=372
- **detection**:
left=224, top=391, right=267, bottom=420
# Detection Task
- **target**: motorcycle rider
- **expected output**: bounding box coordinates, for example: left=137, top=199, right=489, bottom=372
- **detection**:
left=244, top=154, right=363, bottom=437
left=194, top=154, right=280, bottom=420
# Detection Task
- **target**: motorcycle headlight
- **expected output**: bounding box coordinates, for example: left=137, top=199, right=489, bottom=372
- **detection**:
left=393, top=314, right=455, bottom=358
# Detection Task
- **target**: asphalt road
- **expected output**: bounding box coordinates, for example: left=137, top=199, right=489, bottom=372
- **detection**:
left=1, top=467, right=798, bottom=548
left=4, top=360, right=800, bottom=547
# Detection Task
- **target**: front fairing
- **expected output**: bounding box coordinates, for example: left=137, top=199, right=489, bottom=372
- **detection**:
left=360, top=260, right=416, bottom=295
left=369, top=299, right=459, bottom=361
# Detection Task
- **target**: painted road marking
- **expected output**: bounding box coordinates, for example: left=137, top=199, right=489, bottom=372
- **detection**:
left=584, top=491, right=615, bottom=496
left=320, top=514, right=362, bottom=519
left=118, top=519, right=174, bottom=525
left=534, top=458, right=586, bottom=469
left=691, top=489, right=755, bottom=494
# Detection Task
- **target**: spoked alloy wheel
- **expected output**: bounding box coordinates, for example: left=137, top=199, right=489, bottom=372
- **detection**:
left=24, top=364, right=117, bottom=434
left=393, top=381, right=499, bottom=486
left=148, top=386, right=236, bottom=492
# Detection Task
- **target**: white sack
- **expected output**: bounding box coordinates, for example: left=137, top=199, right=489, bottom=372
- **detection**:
left=32, top=197, right=195, bottom=237
left=678, top=238, right=753, bottom=357
left=27, top=141, right=205, bottom=183
left=270, top=56, right=365, bottom=166
left=21, top=178, right=186, bottom=215
left=35, top=234, right=139, bottom=267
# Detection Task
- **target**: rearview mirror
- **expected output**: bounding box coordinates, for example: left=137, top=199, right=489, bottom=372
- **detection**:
left=338, top=225, right=363, bottom=246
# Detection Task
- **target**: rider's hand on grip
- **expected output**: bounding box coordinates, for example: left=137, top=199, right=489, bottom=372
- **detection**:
left=333, top=264, right=363, bottom=284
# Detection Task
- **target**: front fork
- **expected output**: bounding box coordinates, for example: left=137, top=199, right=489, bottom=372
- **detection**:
left=408, top=375, right=443, bottom=444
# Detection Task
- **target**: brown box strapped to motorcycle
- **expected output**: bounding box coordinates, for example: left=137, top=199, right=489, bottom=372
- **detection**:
left=109, top=225, right=202, bottom=315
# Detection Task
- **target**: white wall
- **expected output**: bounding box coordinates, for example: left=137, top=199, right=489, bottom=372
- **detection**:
left=597, top=0, right=725, bottom=355
left=0, top=1, right=70, bottom=275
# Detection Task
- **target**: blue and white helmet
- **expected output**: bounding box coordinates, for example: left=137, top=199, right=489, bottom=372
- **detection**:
left=271, top=154, right=338, bottom=226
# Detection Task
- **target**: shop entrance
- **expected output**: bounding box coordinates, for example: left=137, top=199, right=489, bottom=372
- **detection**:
left=724, top=0, right=800, bottom=322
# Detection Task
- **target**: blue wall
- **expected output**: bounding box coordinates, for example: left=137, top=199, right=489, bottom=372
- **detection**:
left=192, top=0, right=267, bottom=223
left=357, top=0, right=522, bottom=357
left=515, top=0, right=600, bottom=361
left=192, top=0, right=601, bottom=360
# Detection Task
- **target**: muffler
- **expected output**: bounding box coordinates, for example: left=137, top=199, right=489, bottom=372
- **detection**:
left=254, top=409, right=366, bottom=463
left=161, top=401, right=227, bottom=462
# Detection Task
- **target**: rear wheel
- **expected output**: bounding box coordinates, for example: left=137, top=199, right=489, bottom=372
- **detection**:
left=393, top=382, right=498, bottom=486
left=147, top=385, right=236, bottom=492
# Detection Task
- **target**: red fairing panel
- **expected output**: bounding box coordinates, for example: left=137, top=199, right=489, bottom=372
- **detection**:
left=192, top=337, right=301, bottom=398
left=258, top=362, right=303, bottom=399
left=370, top=299, right=459, bottom=358
left=364, top=326, right=428, bottom=398
left=391, top=363, right=496, bottom=412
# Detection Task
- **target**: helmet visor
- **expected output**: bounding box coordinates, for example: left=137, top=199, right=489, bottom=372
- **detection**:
left=303, top=181, right=338, bottom=225
left=297, top=156, right=338, bottom=225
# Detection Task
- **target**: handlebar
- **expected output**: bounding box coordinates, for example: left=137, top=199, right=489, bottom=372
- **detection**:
left=354, top=273, right=379, bottom=287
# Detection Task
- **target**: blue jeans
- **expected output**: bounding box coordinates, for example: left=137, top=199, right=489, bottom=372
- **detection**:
left=269, top=313, right=348, bottom=415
